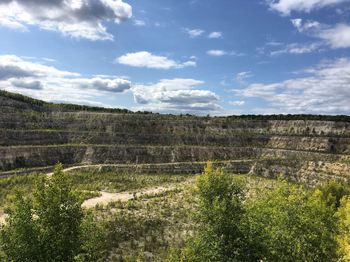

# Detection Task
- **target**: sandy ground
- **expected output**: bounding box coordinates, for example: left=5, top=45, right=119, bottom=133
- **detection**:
left=82, top=185, right=177, bottom=208
left=0, top=212, right=8, bottom=225
left=0, top=185, right=179, bottom=225
left=0, top=164, right=194, bottom=224
left=46, top=165, right=100, bottom=177
left=0, top=185, right=180, bottom=224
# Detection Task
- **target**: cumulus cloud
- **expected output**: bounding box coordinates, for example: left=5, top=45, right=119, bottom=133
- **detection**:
left=0, top=55, right=131, bottom=104
left=291, top=19, right=350, bottom=49
left=0, top=0, right=132, bottom=40
left=72, top=77, right=131, bottom=93
left=185, top=28, right=205, bottom=38
left=117, top=51, right=197, bottom=69
left=0, top=64, right=33, bottom=80
left=208, top=31, right=222, bottom=39
left=234, top=57, right=350, bottom=114
left=131, top=78, right=221, bottom=114
left=11, top=79, right=43, bottom=90
left=267, top=0, right=349, bottom=15
left=317, top=24, right=350, bottom=48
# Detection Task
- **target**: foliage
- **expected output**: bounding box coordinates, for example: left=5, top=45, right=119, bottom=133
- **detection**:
left=336, top=196, right=350, bottom=261
left=69, top=170, right=189, bottom=193
left=246, top=180, right=339, bottom=262
left=315, top=180, right=350, bottom=209
left=0, top=163, right=83, bottom=262
left=0, top=89, right=131, bottom=114
left=169, top=164, right=341, bottom=262
left=1, top=162, right=350, bottom=261
left=75, top=212, right=108, bottom=262
left=0, top=193, right=40, bottom=262
left=168, top=162, right=257, bottom=261
left=0, top=173, right=43, bottom=210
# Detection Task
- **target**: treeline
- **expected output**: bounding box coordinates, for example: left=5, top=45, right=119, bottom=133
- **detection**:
left=0, top=90, right=131, bottom=114
left=221, top=114, right=350, bottom=122
left=1, top=89, right=350, bottom=122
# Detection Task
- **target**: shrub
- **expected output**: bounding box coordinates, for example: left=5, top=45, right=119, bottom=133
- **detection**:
left=0, top=163, right=83, bottom=262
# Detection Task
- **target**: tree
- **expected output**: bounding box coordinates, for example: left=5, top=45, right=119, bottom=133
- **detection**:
left=336, top=196, right=350, bottom=261
left=246, top=180, right=339, bottom=262
left=0, top=193, right=40, bottom=262
left=0, top=163, right=83, bottom=262
left=168, top=162, right=253, bottom=261
left=75, top=211, right=108, bottom=262
left=168, top=167, right=341, bottom=262
left=315, top=180, right=349, bottom=209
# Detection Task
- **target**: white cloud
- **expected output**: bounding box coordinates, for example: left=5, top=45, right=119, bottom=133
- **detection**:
left=207, top=50, right=227, bottom=56
left=235, top=71, right=253, bottom=84
left=185, top=28, right=205, bottom=38
left=291, top=19, right=350, bottom=49
left=207, top=50, right=244, bottom=57
left=234, top=57, right=350, bottom=114
left=0, top=55, right=131, bottom=105
left=0, top=0, right=132, bottom=41
left=229, top=101, right=245, bottom=106
left=318, top=24, right=350, bottom=48
left=291, top=18, right=321, bottom=32
left=72, top=77, right=131, bottom=93
left=208, top=31, right=222, bottom=39
left=268, top=0, right=350, bottom=15
left=266, top=41, right=284, bottom=46
left=131, top=78, right=221, bottom=114
left=270, top=42, right=324, bottom=55
left=11, top=79, right=43, bottom=90
left=133, top=19, right=146, bottom=26
left=117, top=51, right=196, bottom=69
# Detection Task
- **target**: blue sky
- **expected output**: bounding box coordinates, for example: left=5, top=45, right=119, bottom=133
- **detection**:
left=0, top=0, right=349, bottom=115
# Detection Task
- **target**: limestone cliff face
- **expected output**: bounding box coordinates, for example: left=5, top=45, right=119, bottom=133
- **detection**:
left=0, top=91, right=349, bottom=182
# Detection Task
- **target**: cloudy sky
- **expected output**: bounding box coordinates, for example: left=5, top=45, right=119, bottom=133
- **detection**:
left=0, top=0, right=349, bottom=115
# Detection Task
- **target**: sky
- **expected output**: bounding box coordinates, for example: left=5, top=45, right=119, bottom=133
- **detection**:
left=0, top=0, right=349, bottom=115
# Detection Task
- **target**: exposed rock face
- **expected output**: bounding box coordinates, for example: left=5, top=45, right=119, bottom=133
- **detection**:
left=0, top=91, right=349, bottom=183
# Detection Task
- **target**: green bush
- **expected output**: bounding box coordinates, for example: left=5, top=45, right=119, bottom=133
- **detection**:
left=246, top=180, right=339, bottom=261
left=169, top=163, right=341, bottom=262
left=0, top=163, right=83, bottom=261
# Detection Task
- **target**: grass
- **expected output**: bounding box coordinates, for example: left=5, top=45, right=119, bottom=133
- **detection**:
left=0, top=173, right=43, bottom=210
left=90, top=183, right=197, bottom=261
left=0, top=170, right=193, bottom=211
left=0, top=168, right=289, bottom=261
left=67, top=170, right=192, bottom=193
left=78, top=173, right=280, bottom=261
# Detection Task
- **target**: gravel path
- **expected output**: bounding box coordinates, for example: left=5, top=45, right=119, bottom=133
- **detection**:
left=82, top=185, right=178, bottom=208
left=0, top=164, right=195, bottom=224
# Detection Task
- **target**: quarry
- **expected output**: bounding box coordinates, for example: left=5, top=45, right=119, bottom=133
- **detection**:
left=1, top=90, right=349, bottom=184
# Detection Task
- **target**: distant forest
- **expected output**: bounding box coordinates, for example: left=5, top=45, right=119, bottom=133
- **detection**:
left=1, top=89, right=349, bottom=122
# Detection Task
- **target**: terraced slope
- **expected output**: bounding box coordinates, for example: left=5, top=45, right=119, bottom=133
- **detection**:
left=1, top=90, right=349, bottom=182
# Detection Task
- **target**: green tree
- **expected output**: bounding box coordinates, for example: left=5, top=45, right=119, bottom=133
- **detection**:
left=0, top=193, right=40, bottom=261
left=316, top=180, right=349, bottom=209
left=246, top=180, right=339, bottom=262
left=169, top=162, right=257, bottom=261
left=0, top=163, right=83, bottom=262
left=336, top=196, right=350, bottom=261
left=75, top=212, right=108, bottom=262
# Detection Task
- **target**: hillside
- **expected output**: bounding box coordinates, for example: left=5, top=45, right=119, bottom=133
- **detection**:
left=1, top=90, right=349, bottom=183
